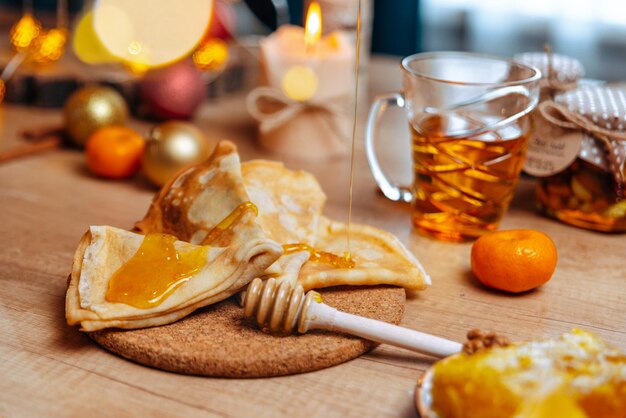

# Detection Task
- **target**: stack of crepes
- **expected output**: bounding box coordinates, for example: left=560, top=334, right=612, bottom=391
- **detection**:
left=66, top=141, right=430, bottom=331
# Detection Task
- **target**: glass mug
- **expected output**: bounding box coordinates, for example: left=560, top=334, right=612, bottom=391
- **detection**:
left=366, top=52, right=540, bottom=241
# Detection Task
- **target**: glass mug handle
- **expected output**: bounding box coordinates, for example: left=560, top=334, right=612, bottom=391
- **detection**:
left=365, top=92, right=414, bottom=203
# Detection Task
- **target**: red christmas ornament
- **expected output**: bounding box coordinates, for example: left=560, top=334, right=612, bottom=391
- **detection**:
left=208, top=1, right=236, bottom=40
left=139, top=60, right=206, bottom=120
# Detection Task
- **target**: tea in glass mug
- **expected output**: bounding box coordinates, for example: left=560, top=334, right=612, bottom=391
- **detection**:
left=366, top=52, right=540, bottom=241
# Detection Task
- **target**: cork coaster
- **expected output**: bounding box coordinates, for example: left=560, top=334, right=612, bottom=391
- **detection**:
left=90, top=285, right=405, bottom=378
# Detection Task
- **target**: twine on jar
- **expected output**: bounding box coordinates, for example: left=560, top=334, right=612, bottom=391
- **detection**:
left=542, top=44, right=578, bottom=97
left=539, top=100, right=626, bottom=198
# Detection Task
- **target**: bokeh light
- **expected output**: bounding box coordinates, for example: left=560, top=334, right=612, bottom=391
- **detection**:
left=73, top=11, right=116, bottom=64
left=281, top=66, right=318, bottom=102
left=29, top=28, right=67, bottom=65
left=93, top=0, right=213, bottom=68
left=10, top=13, right=41, bottom=52
left=193, top=38, right=228, bottom=71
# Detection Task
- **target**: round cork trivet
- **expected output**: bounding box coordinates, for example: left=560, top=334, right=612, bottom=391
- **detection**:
left=90, top=285, right=405, bottom=377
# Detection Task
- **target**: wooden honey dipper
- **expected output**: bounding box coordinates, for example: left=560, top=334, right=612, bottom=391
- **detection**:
left=242, top=278, right=462, bottom=358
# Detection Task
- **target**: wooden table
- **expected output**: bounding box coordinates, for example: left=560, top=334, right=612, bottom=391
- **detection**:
left=1, top=57, right=624, bottom=418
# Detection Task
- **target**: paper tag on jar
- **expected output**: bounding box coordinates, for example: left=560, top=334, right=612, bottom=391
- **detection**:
left=523, top=115, right=583, bottom=177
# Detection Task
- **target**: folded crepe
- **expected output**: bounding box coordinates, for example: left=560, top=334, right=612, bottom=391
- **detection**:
left=67, top=140, right=429, bottom=332
left=297, top=217, right=430, bottom=291
left=241, top=160, right=326, bottom=245
left=241, top=160, right=326, bottom=284
left=66, top=226, right=281, bottom=331
left=135, top=141, right=265, bottom=247
left=240, top=161, right=429, bottom=290
left=66, top=141, right=283, bottom=331
left=136, top=144, right=429, bottom=292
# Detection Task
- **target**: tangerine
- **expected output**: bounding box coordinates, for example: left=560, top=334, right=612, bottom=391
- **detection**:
left=471, top=229, right=557, bottom=293
left=85, top=126, right=144, bottom=179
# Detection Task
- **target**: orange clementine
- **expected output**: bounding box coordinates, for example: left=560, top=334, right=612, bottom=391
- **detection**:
left=471, top=229, right=557, bottom=293
left=85, top=126, right=144, bottom=179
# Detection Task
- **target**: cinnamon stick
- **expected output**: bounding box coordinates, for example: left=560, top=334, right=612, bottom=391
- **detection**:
left=0, top=137, right=63, bottom=164
left=19, top=126, right=64, bottom=142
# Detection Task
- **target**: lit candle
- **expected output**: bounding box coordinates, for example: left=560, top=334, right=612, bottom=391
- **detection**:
left=259, top=1, right=355, bottom=102
left=304, top=2, right=321, bottom=53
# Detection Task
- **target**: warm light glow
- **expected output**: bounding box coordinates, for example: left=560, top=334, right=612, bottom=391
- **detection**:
left=193, top=38, right=229, bottom=71
left=304, top=2, right=322, bottom=49
left=10, top=13, right=41, bottom=52
left=127, top=41, right=143, bottom=56
left=123, top=60, right=149, bottom=76
left=73, top=11, right=116, bottom=64
left=281, top=65, right=318, bottom=102
left=29, top=28, right=67, bottom=65
left=93, top=0, right=213, bottom=68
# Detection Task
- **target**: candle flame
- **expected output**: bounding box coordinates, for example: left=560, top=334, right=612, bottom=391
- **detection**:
left=304, top=2, right=322, bottom=49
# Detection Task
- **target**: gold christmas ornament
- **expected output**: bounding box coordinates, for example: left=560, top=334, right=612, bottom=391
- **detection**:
left=63, top=86, right=129, bottom=146
left=142, top=121, right=214, bottom=186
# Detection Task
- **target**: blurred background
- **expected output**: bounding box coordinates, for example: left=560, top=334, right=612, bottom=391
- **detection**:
left=0, top=0, right=624, bottom=110
left=0, top=0, right=624, bottom=81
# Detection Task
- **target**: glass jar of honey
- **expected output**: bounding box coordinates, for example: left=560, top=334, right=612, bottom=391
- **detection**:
left=530, top=85, right=626, bottom=232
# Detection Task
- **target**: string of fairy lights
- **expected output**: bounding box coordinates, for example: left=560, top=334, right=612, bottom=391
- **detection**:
left=1, top=0, right=230, bottom=103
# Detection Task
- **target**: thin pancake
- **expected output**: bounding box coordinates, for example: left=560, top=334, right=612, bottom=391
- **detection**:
left=241, top=160, right=327, bottom=284
left=136, top=141, right=264, bottom=247
left=296, top=217, right=431, bottom=291
left=241, top=160, right=326, bottom=244
left=241, top=161, right=429, bottom=292
left=66, top=226, right=281, bottom=331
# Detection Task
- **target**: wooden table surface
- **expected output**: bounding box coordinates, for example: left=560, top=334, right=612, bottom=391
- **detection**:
left=1, top=57, right=625, bottom=418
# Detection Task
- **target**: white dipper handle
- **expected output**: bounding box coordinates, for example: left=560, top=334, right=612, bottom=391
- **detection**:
left=301, top=300, right=462, bottom=358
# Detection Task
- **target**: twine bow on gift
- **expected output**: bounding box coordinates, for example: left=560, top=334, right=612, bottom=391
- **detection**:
left=246, top=86, right=351, bottom=137
left=539, top=100, right=626, bottom=198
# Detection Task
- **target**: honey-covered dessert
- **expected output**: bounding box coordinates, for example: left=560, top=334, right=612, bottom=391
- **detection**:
left=67, top=141, right=430, bottom=332
left=431, top=329, right=626, bottom=418
left=106, top=233, right=208, bottom=309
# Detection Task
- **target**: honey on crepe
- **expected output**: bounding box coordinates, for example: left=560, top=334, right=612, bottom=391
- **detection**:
left=106, top=233, right=208, bottom=309
left=201, top=201, right=258, bottom=245
left=67, top=142, right=284, bottom=332
left=66, top=226, right=281, bottom=331
left=66, top=141, right=430, bottom=333
left=283, top=243, right=354, bottom=269
left=135, top=141, right=265, bottom=248
left=240, top=160, right=429, bottom=291
left=297, top=218, right=430, bottom=292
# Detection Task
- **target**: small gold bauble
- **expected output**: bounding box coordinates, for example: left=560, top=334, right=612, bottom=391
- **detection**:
left=142, top=121, right=215, bottom=186
left=63, top=86, right=128, bottom=147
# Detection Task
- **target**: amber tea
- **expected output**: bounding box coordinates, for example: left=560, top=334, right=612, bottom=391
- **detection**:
left=365, top=52, right=540, bottom=241
left=410, top=113, right=530, bottom=241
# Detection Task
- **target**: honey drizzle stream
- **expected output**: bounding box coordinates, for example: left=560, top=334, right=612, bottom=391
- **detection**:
left=346, top=0, right=362, bottom=257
